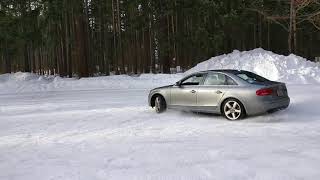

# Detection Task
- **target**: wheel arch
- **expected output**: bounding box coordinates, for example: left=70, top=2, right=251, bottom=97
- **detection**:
left=150, top=93, right=166, bottom=108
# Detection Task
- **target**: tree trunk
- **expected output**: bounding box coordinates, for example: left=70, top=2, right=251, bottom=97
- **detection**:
left=134, top=30, right=139, bottom=74
left=116, top=0, right=124, bottom=74
left=24, top=44, right=30, bottom=72
left=149, top=13, right=154, bottom=73
left=288, top=0, right=294, bottom=53
left=113, top=2, right=116, bottom=73
left=267, top=21, right=270, bottom=49
left=75, top=15, right=89, bottom=78
left=65, top=7, right=72, bottom=78
left=293, top=4, right=297, bottom=54
left=171, top=14, right=176, bottom=68
left=4, top=40, right=11, bottom=73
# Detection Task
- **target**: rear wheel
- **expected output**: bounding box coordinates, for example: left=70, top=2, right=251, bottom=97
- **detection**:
left=154, top=96, right=166, bottom=113
left=222, top=99, right=245, bottom=121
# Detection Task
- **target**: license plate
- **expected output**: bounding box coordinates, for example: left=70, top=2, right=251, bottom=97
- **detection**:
left=277, top=90, right=284, bottom=96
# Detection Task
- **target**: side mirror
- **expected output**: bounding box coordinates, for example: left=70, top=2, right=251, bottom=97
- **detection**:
left=175, top=81, right=181, bottom=87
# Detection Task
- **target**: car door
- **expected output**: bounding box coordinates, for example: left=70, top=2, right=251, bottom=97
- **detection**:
left=170, top=73, right=205, bottom=110
left=196, top=73, right=237, bottom=112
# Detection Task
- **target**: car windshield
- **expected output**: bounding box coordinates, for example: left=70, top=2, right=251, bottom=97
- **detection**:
left=235, top=71, right=269, bottom=83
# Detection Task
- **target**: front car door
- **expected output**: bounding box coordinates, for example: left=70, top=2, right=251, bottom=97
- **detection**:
left=170, top=73, right=205, bottom=110
left=197, top=72, right=238, bottom=113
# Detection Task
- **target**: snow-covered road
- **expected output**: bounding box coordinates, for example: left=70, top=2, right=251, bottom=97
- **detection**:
left=1, top=85, right=320, bottom=180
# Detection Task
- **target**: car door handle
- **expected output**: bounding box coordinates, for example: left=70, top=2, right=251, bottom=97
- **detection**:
left=216, top=90, right=223, bottom=94
left=191, top=90, right=196, bottom=93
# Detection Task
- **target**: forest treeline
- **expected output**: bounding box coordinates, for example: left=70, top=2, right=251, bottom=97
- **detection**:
left=0, top=0, right=320, bottom=77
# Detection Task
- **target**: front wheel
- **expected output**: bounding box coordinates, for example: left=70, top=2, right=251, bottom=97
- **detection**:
left=222, top=99, right=245, bottom=121
left=154, top=96, right=166, bottom=113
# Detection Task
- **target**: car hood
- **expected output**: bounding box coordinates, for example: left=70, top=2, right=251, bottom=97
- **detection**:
left=151, top=85, right=173, bottom=91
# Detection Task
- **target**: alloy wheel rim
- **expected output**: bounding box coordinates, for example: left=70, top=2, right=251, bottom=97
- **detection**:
left=155, top=97, right=161, bottom=112
left=224, top=101, right=241, bottom=120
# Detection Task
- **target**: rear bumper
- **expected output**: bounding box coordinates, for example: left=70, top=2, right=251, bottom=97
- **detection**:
left=246, top=97, right=290, bottom=115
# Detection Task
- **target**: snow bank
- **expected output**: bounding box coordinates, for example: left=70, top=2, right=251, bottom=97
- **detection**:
left=1, top=48, right=319, bottom=94
left=186, top=48, right=320, bottom=84
left=0, top=72, right=182, bottom=94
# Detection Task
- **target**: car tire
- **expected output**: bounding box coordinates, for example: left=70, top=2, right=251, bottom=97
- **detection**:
left=154, top=95, right=166, bottom=113
left=222, top=98, right=245, bottom=121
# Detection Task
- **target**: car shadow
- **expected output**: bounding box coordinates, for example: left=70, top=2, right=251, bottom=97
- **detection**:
left=159, top=99, right=320, bottom=124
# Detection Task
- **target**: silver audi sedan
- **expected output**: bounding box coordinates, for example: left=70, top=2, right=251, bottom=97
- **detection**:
left=148, top=70, right=290, bottom=120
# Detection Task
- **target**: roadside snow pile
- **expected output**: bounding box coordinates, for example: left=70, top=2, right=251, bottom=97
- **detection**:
left=1, top=48, right=319, bottom=94
left=0, top=72, right=182, bottom=94
left=186, top=48, right=320, bottom=84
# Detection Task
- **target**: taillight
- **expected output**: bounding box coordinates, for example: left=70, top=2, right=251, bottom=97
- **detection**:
left=256, top=88, right=273, bottom=96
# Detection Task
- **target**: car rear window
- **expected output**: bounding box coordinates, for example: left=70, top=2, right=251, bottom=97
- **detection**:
left=236, top=71, right=269, bottom=84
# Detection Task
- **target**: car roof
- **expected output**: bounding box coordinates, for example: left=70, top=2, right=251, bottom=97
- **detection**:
left=198, top=69, right=245, bottom=74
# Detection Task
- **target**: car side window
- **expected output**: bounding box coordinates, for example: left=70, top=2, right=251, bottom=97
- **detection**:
left=181, top=74, right=205, bottom=86
left=226, top=76, right=237, bottom=85
left=204, top=73, right=238, bottom=85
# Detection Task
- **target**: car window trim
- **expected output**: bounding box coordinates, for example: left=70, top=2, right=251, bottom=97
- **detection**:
left=225, top=75, right=238, bottom=86
left=180, top=73, right=207, bottom=86
left=235, top=71, right=269, bottom=83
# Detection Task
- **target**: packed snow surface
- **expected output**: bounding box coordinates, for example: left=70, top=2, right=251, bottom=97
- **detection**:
left=1, top=49, right=320, bottom=180
left=186, top=48, right=320, bottom=84
left=0, top=72, right=182, bottom=94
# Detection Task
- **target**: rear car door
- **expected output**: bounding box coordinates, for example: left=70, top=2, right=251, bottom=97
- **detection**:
left=170, top=73, right=205, bottom=110
left=197, top=73, right=238, bottom=112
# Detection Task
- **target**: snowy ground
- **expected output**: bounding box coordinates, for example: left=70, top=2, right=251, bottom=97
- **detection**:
left=1, top=49, right=320, bottom=180
left=1, top=83, right=320, bottom=180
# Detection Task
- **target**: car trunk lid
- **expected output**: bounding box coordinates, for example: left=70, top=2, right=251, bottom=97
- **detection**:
left=261, top=81, right=288, bottom=98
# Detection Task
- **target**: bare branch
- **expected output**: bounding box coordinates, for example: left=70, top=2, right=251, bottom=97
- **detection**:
left=246, top=8, right=289, bottom=31
left=309, top=19, right=320, bottom=30
left=297, top=10, right=320, bottom=24
left=296, top=0, right=313, bottom=12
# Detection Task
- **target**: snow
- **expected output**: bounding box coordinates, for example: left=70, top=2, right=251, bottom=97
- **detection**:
left=1, top=84, right=320, bottom=180
left=186, top=48, right=320, bottom=84
left=0, top=72, right=182, bottom=94
left=1, top=49, right=320, bottom=180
